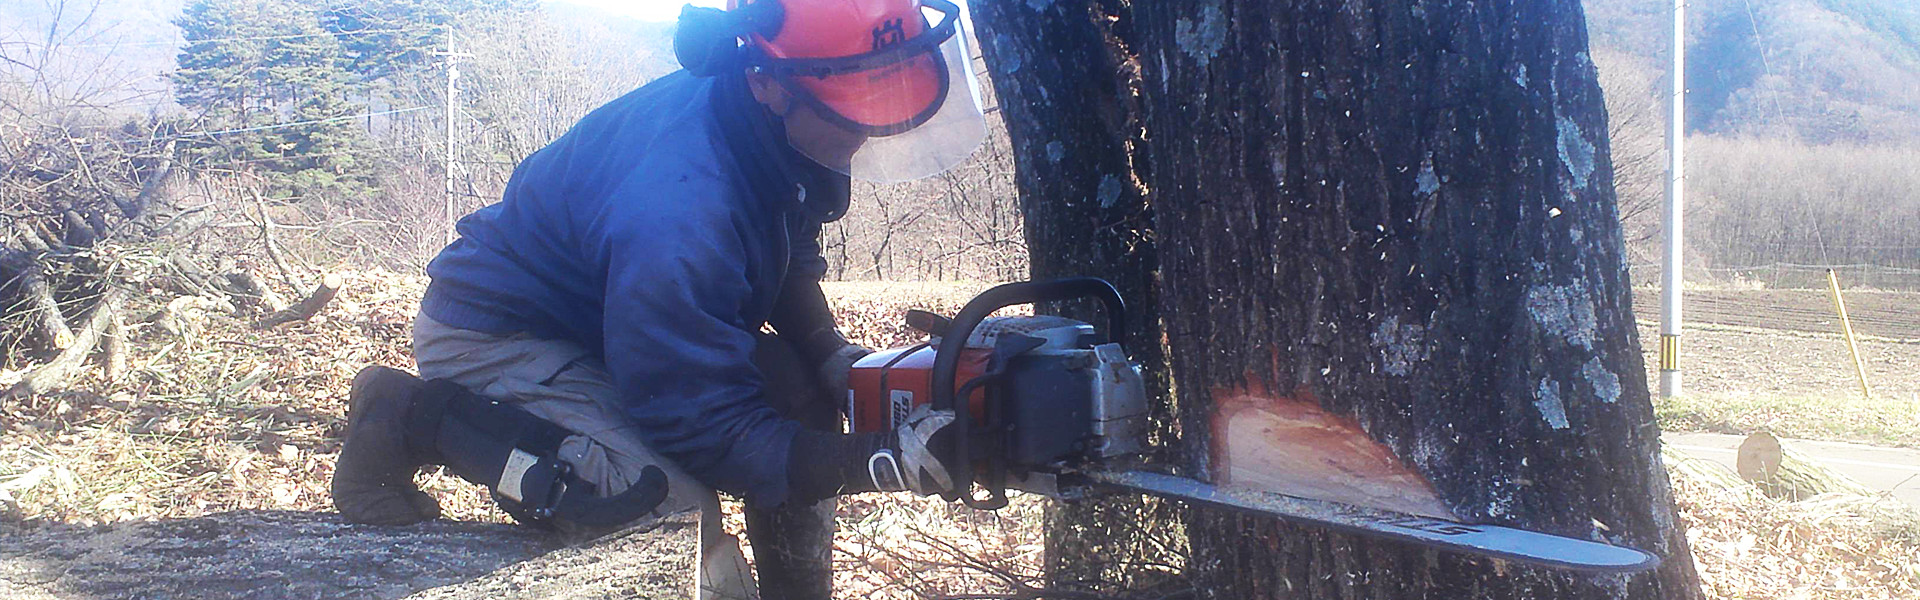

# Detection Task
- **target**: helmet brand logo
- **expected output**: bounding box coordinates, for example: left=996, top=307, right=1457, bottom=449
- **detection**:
left=871, top=18, right=907, bottom=50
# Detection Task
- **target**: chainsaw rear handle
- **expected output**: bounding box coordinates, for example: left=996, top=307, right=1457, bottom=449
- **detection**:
left=929, top=277, right=1126, bottom=508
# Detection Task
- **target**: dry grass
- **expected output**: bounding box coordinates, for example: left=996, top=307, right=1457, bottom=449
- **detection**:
left=1656, top=393, right=1920, bottom=449
left=3, top=273, right=1917, bottom=599
left=1668, top=452, right=1920, bottom=599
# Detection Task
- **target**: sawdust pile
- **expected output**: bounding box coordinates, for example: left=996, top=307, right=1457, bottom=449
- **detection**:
left=3, top=270, right=1915, bottom=598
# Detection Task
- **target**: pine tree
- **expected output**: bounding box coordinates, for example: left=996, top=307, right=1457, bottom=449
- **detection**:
left=173, top=0, right=366, bottom=199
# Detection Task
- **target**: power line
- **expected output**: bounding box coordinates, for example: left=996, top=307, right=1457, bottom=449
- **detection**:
left=200, top=140, right=437, bottom=167
left=176, top=106, right=431, bottom=138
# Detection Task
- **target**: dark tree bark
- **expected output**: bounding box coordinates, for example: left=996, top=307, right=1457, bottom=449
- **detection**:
left=970, top=1, right=1186, bottom=596
left=974, top=0, right=1702, bottom=598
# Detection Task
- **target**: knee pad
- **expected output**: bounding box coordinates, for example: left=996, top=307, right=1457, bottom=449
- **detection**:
left=412, top=381, right=670, bottom=529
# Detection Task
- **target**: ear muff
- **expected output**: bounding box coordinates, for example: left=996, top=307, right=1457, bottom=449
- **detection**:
left=675, top=1, right=785, bottom=77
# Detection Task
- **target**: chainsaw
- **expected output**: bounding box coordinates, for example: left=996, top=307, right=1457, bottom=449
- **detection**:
left=846, top=278, right=1660, bottom=573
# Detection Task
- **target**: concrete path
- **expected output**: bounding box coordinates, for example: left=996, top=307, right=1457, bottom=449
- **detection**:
left=1663, top=432, right=1920, bottom=509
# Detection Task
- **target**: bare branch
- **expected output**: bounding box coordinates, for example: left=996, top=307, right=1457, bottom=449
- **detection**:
left=252, top=272, right=341, bottom=330
left=6, top=285, right=123, bottom=398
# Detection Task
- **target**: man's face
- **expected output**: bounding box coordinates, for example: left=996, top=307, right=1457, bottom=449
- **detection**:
left=748, top=71, right=868, bottom=172
left=780, top=98, right=871, bottom=172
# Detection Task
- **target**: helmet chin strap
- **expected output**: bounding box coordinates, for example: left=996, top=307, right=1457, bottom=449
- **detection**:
left=740, top=73, right=855, bottom=222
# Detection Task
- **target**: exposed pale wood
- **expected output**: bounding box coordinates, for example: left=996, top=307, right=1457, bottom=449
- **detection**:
left=7, top=287, right=125, bottom=398
left=1212, top=388, right=1454, bottom=520
left=252, top=272, right=342, bottom=330
left=13, top=222, right=54, bottom=253
left=156, top=295, right=222, bottom=338
left=102, top=311, right=128, bottom=383
left=1736, top=431, right=1876, bottom=501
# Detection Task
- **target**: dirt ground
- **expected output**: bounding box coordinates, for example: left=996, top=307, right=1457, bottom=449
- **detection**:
left=0, top=276, right=1042, bottom=600
left=1631, top=288, right=1920, bottom=341
left=1629, top=288, right=1920, bottom=401
left=3, top=278, right=1916, bottom=599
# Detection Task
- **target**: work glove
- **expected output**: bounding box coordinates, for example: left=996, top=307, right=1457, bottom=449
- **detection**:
left=867, top=405, right=957, bottom=496
left=816, top=342, right=872, bottom=403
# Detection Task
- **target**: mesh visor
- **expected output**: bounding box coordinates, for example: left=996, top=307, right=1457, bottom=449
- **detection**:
left=776, top=31, right=985, bottom=183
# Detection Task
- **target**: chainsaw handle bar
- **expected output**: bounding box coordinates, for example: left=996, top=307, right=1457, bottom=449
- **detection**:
left=929, top=277, right=1126, bottom=508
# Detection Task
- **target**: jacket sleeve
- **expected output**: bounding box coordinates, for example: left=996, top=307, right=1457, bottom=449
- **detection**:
left=596, top=201, right=799, bottom=507
left=771, top=218, right=850, bottom=363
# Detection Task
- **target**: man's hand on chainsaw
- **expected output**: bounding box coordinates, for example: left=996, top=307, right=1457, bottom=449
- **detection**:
left=867, top=405, right=957, bottom=496
left=817, top=342, right=872, bottom=402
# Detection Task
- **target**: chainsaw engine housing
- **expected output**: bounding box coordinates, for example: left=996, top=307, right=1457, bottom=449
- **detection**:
left=847, top=316, right=1147, bottom=471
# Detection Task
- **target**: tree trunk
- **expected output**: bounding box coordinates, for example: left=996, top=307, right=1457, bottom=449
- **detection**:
left=975, top=0, right=1702, bottom=597
left=971, top=1, right=1184, bottom=596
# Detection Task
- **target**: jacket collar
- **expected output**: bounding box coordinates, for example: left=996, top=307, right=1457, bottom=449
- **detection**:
left=711, top=71, right=852, bottom=223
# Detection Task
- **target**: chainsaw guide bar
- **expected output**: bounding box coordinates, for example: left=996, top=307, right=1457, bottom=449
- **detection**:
left=1087, top=470, right=1663, bottom=574
left=851, top=278, right=1663, bottom=574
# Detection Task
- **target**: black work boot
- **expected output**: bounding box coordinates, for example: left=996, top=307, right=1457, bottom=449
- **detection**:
left=332, top=366, right=442, bottom=525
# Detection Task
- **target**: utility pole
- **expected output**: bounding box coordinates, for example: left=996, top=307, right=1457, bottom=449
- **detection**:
left=1660, top=0, right=1686, bottom=397
left=436, top=29, right=472, bottom=248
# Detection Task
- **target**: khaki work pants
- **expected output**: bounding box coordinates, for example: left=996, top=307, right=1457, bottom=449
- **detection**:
left=413, top=312, right=767, bottom=600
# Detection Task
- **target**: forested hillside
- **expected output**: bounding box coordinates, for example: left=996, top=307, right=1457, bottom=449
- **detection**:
left=2, top=0, right=1915, bottom=289
left=1585, top=0, right=1920, bottom=287
left=1586, top=0, right=1920, bottom=144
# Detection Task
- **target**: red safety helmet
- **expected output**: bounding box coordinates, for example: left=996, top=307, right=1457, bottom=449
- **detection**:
left=702, top=0, right=985, bottom=182
left=738, top=0, right=945, bottom=133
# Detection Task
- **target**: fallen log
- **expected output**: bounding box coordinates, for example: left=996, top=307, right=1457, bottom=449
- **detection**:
left=12, top=222, right=55, bottom=253
left=1, top=252, right=76, bottom=350
left=1736, top=431, right=1877, bottom=501
left=252, top=273, right=342, bottom=330
left=6, top=286, right=125, bottom=399
left=1660, top=444, right=1763, bottom=503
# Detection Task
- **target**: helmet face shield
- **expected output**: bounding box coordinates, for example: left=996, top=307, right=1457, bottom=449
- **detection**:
left=752, top=0, right=985, bottom=183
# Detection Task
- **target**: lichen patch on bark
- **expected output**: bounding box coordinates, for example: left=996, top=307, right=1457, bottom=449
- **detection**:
left=1526, top=282, right=1599, bottom=350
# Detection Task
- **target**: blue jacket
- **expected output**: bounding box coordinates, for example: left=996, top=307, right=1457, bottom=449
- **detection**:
left=421, top=71, right=845, bottom=507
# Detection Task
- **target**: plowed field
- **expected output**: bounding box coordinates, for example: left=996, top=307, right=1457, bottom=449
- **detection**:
left=1630, top=289, right=1919, bottom=340
left=1629, top=288, right=1920, bottom=400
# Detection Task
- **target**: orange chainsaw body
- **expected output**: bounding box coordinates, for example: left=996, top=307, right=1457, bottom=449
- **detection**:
left=846, top=345, right=991, bottom=434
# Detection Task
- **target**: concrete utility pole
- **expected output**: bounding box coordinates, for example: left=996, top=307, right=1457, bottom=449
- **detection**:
left=436, top=29, right=471, bottom=248
left=1660, top=0, right=1686, bottom=397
